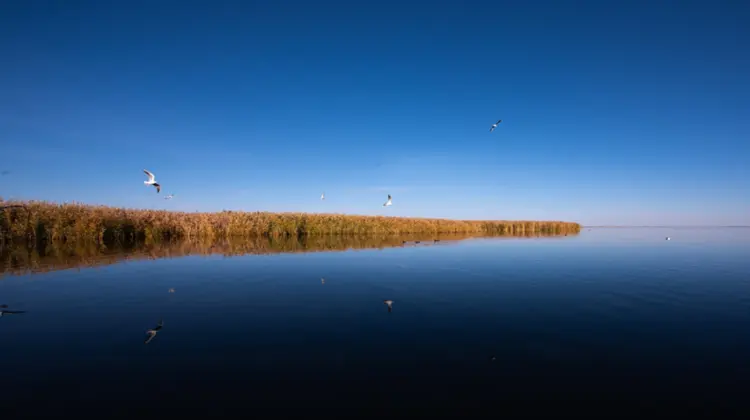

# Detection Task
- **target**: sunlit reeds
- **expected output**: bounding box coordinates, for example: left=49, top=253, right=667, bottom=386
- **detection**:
left=0, top=199, right=581, bottom=244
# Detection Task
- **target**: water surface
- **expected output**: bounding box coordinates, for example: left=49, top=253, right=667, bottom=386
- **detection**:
left=1, top=228, right=748, bottom=415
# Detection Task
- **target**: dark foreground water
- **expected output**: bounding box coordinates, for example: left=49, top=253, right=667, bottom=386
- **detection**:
left=1, top=229, right=749, bottom=415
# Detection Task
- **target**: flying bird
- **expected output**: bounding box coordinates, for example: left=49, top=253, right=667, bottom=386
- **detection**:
left=383, top=194, right=392, bottom=207
left=489, top=119, right=502, bottom=133
left=320, top=192, right=325, bottom=200
left=144, top=319, right=164, bottom=344
left=383, top=300, right=394, bottom=313
left=143, top=169, right=161, bottom=193
left=164, top=194, right=175, bottom=200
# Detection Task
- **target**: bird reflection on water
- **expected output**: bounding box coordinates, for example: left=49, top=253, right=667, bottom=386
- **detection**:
left=383, top=300, right=394, bottom=313
left=144, top=319, right=164, bottom=345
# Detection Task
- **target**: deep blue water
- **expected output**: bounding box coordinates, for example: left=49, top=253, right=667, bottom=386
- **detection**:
left=1, top=228, right=749, bottom=415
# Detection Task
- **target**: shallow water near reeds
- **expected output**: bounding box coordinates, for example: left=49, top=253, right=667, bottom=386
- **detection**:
left=1, top=228, right=749, bottom=414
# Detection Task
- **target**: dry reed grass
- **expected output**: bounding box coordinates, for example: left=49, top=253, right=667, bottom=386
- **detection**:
left=1, top=231, right=577, bottom=277
left=0, top=199, right=581, bottom=244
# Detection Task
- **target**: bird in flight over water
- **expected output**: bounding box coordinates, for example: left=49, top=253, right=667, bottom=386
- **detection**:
left=383, top=194, right=392, bottom=207
left=144, top=319, right=164, bottom=344
left=489, top=119, right=502, bottom=133
left=143, top=169, right=161, bottom=193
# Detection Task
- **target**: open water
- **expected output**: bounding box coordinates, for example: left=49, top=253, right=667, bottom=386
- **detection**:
left=1, top=228, right=748, bottom=415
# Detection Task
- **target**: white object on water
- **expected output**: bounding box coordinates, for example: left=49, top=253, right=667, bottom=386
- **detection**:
left=383, top=300, right=394, bottom=312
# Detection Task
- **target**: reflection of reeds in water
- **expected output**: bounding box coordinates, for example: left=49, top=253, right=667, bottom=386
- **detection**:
left=0, top=200, right=581, bottom=244
left=0, top=231, right=576, bottom=277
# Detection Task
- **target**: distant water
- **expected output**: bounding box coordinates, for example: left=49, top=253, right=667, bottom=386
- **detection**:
left=1, top=229, right=749, bottom=415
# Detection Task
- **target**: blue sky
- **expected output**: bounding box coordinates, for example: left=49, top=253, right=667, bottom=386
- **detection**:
left=0, top=0, right=748, bottom=226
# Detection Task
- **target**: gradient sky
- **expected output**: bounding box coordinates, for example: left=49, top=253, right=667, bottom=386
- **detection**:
left=0, top=0, right=748, bottom=226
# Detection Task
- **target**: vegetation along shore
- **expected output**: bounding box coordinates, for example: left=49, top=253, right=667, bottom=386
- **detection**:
left=0, top=200, right=581, bottom=244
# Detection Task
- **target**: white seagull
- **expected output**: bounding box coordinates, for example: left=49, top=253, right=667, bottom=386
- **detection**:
left=143, top=169, right=161, bottom=193
left=164, top=194, right=175, bottom=200
left=383, top=194, right=392, bottom=207
left=320, top=192, right=325, bottom=200
left=489, top=119, right=502, bottom=133
left=383, top=300, right=394, bottom=313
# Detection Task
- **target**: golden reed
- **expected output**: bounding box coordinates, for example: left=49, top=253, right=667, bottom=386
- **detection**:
left=0, top=199, right=581, bottom=244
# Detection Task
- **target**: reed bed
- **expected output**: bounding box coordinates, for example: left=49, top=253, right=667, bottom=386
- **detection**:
left=1, top=231, right=577, bottom=277
left=0, top=199, right=581, bottom=244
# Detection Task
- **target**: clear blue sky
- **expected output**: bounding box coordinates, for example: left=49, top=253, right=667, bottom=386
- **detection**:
left=0, top=0, right=748, bottom=226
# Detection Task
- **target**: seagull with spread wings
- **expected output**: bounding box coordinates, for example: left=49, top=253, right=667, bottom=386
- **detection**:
left=143, top=169, right=161, bottom=193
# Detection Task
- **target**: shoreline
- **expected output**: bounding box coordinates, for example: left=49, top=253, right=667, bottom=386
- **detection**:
left=0, top=199, right=581, bottom=243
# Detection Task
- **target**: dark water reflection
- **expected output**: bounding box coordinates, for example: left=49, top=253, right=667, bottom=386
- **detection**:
left=0, top=231, right=568, bottom=277
left=1, top=228, right=749, bottom=415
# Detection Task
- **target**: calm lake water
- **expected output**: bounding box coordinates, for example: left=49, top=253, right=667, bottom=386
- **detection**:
left=1, top=228, right=749, bottom=415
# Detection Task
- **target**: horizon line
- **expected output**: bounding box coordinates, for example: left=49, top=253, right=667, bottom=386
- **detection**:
left=584, top=225, right=750, bottom=228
